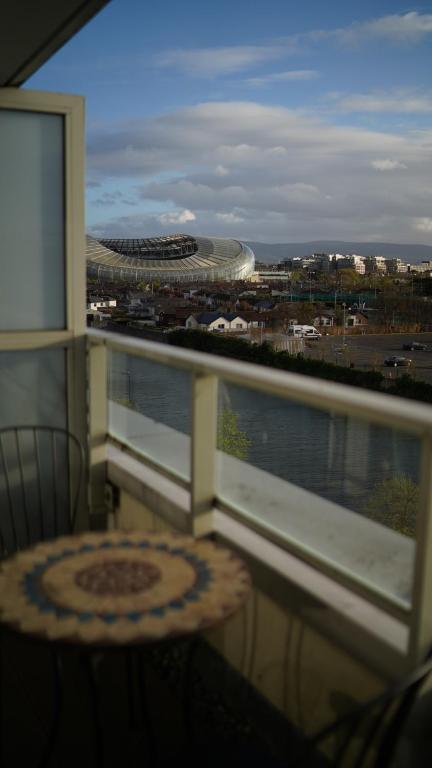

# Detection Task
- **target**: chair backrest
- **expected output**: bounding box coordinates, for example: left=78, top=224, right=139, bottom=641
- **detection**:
left=0, top=426, right=84, bottom=556
left=295, top=652, right=432, bottom=768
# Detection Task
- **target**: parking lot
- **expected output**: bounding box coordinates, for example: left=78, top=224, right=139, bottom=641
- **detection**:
left=304, top=332, right=432, bottom=384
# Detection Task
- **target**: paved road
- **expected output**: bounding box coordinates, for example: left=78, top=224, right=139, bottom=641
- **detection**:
left=304, top=332, right=432, bottom=384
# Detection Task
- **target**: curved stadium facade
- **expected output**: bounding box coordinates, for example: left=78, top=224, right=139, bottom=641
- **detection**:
left=86, top=234, right=255, bottom=283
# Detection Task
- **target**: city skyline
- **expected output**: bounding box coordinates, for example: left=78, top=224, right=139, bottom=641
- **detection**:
left=27, top=0, right=432, bottom=244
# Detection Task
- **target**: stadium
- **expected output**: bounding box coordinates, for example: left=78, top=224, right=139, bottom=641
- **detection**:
left=86, top=234, right=255, bottom=283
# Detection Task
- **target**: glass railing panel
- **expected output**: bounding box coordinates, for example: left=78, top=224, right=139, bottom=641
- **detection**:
left=108, top=350, right=191, bottom=481
left=217, top=381, right=420, bottom=607
left=0, top=349, right=67, bottom=429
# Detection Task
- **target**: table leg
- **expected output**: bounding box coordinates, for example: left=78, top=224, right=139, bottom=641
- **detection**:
left=126, top=651, right=138, bottom=729
left=35, top=651, right=63, bottom=768
left=136, top=650, right=157, bottom=765
left=81, top=654, right=104, bottom=768
left=0, top=631, right=3, bottom=766
left=182, top=638, right=199, bottom=748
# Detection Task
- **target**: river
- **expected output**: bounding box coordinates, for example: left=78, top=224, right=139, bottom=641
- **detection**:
left=109, top=351, right=420, bottom=516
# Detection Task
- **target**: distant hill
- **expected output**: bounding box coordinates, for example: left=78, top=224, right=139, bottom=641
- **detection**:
left=245, top=240, right=432, bottom=265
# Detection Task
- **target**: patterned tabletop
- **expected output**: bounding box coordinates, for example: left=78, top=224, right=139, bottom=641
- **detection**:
left=0, top=530, right=251, bottom=646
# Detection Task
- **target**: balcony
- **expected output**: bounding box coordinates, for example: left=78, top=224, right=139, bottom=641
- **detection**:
left=30, top=325, right=421, bottom=761
left=1, top=23, right=432, bottom=760
left=0, top=320, right=431, bottom=765
left=1, top=330, right=432, bottom=766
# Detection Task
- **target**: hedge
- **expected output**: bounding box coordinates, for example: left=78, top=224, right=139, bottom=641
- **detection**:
left=168, top=329, right=432, bottom=404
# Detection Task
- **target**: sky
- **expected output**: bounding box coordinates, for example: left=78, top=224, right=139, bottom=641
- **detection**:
left=27, top=1, right=432, bottom=244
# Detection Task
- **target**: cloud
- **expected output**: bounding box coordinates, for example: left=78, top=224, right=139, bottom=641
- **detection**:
left=246, top=70, right=319, bottom=86
left=153, top=45, right=288, bottom=77
left=311, top=12, right=432, bottom=45
left=335, top=89, right=432, bottom=113
left=356, top=12, right=432, bottom=44
left=371, top=159, right=408, bottom=171
left=88, top=101, right=414, bottom=180
left=152, top=14, right=432, bottom=81
left=215, top=212, right=245, bottom=223
left=215, top=165, right=230, bottom=176
left=158, top=208, right=196, bottom=225
left=142, top=179, right=323, bottom=214
left=87, top=101, right=432, bottom=243
left=414, top=218, right=432, bottom=233
left=92, top=190, right=137, bottom=207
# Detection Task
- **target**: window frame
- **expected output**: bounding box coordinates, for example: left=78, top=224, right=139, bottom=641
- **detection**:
left=0, top=89, right=87, bottom=524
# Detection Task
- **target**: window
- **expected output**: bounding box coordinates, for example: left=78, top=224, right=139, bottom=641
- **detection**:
left=0, top=90, right=85, bottom=465
left=0, top=110, right=64, bottom=330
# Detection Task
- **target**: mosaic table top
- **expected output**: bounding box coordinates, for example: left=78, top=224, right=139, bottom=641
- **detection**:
left=0, top=530, right=251, bottom=646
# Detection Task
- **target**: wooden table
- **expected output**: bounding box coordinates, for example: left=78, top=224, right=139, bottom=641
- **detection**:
left=0, top=529, right=251, bottom=765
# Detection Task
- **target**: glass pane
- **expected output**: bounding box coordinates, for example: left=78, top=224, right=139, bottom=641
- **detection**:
left=0, top=109, right=65, bottom=330
left=0, top=350, right=67, bottom=429
left=0, top=429, right=72, bottom=551
left=217, top=382, right=420, bottom=606
left=108, top=351, right=191, bottom=481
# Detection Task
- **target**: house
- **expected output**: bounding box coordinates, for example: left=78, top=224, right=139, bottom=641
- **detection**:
left=345, top=311, right=369, bottom=327
left=314, top=312, right=335, bottom=327
left=235, top=310, right=266, bottom=328
left=87, top=296, right=117, bottom=312
left=157, top=311, right=177, bottom=327
left=175, top=307, right=198, bottom=326
left=186, top=312, right=248, bottom=332
left=255, top=299, right=275, bottom=312
left=128, top=303, right=156, bottom=318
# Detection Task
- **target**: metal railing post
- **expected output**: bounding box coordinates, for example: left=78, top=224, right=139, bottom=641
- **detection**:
left=87, top=339, right=108, bottom=528
left=190, top=373, right=218, bottom=536
left=409, top=434, right=432, bottom=662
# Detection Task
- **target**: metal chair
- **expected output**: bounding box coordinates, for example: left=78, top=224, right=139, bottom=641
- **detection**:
left=290, top=651, right=432, bottom=768
left=0, top=426, right=84, bottom=556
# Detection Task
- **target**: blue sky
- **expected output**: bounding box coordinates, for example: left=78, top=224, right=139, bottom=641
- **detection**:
left=28, top=1, right=432, bottom=244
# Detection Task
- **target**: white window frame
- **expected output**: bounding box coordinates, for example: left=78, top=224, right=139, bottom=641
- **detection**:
left=0, top=88, right=87, bottom=524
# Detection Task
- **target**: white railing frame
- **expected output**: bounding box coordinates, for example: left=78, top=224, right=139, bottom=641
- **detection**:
left=87, top=328, right=432, bottom=661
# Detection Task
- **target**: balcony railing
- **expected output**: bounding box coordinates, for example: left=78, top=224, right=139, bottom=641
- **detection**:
left=88, top=328, right=432, bottom=666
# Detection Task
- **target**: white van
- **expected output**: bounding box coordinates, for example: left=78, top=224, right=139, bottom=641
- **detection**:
left=288, top=325, right=322, bottom=339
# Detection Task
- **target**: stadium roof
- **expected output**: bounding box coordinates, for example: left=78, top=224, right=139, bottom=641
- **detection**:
left=86, top=234, right=255, bottom=283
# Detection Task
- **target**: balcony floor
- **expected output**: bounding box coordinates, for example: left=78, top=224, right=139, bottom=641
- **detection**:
left=0, top=630, right=326, bottom=767
left=1, top=635, right=330, bottom=768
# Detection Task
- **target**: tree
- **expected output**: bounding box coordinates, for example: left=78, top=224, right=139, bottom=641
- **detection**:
left=363, top=475, right=419, bottom=537
left=294, top=301, right=315, bottom=324
left=217, top=408, right=252, bottom=460
left=290, top=270, right=304, bottom=283
left=337, top=268, right=363, bottom=291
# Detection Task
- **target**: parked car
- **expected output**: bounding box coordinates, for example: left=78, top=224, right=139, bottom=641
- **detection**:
left=402, top=342, right=427, bottom=351
left=384, top=356, right=412, bottom=367
left=288, top=324, right=321, bottom=339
